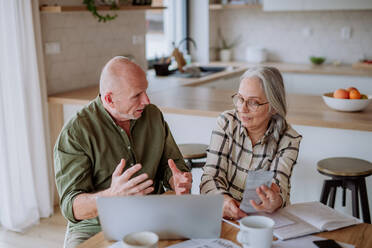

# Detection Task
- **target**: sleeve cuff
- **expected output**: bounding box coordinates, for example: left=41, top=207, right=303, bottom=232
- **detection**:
left=279, top=191, right=287, bottom=208
left=200, top=186, right=229, bottom=196
left=61, top=191, right=84, bottom=224
left=163, top=167, right=173, bottom=190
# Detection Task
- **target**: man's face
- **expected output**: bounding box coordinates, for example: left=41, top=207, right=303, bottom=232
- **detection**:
left=110, top=70, right=150, bottom=121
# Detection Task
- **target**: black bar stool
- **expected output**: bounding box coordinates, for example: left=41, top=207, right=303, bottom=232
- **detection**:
left=178, top=143, right=208, bottom=170
left=317, top=157, right=372, bottom=223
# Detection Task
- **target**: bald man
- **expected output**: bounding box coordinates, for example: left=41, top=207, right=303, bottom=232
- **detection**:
left=54, top=57, right=192, bottom=248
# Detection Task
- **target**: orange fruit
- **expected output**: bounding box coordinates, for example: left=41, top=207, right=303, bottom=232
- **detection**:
left=346, top=87, right=358, bottom=92
left=349, top=89, right=361, bottom=99
left=333, top=89, right=349, bottom=99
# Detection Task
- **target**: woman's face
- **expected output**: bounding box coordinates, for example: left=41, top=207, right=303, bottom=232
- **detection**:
left=236, top=77, right=272, bottom=130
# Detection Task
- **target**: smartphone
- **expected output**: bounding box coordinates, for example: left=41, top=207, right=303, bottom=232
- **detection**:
left=313, top=239, right=343, bottom=248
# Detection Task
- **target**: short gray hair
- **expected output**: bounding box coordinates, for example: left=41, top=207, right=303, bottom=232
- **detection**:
left=240, top=66, right=287, bottom=119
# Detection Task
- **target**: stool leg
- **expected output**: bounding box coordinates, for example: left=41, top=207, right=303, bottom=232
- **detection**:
left=358, top=178, right=371, bottom=224
left=185, top=159, right=193, bottom=170
left=329, top=186, right=337, bottom=208
left=320, top=180, right=332, bottom=205
left=350, top=182, right=360, bottom=219
left=342, top=187, right=346, bottom=207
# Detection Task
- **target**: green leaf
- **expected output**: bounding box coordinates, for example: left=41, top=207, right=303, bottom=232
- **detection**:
left=83, top=0, right=118, bottom=22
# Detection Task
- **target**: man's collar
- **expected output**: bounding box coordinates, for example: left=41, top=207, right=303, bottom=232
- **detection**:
left=95, top=95, right=138, bottom=129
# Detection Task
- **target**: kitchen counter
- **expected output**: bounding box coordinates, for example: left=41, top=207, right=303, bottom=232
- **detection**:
left=48, top=85, right=372, bottom=132
left=51, top=61, right=370, bottom=102
left=145, top=66, right=246, bottom=89
left=208, top=61, right=372, bottom=78
left=139, top=62, right=372, bottom=90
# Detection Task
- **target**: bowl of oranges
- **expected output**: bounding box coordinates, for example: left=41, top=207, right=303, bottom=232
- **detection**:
left=322, top=87, right=371, bottom=112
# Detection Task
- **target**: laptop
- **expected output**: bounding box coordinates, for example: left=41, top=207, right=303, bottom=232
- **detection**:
left=96, top=194, right=223, bottom=241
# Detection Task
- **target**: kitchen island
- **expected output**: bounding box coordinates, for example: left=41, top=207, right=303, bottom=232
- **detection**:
left=49, top=85, right=372, bottom=131
left=48, top=66, right=372, bottom=221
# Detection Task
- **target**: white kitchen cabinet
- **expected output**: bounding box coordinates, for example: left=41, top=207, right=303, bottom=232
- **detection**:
left=263, top=0, right=372, bottom=11
left=283, top=73, right=372, bottom=95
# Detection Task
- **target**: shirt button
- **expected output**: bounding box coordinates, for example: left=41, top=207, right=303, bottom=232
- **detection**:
left=128, top=146, right=131, bottom=150
left=121, top=130, right=124, bottom=132
left=130, top=163, right=134, bottom=166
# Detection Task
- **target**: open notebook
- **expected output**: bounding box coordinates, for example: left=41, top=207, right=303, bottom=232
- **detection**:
left=262, top=201, right=361, bottom=240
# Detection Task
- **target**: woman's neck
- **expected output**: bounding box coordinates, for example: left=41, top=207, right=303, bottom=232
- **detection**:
left=247, top=119, right=270, bottom=145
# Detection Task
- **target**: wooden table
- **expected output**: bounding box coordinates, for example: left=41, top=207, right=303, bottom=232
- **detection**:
left=77, top=222, right=372, bottom=248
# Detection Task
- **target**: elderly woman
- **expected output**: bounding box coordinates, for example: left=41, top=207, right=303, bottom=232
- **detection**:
left=200, top=66, right=302, bottom=220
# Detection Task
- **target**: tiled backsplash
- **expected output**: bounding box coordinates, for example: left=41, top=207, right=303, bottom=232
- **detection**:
left=40, top=0, right=146, bottom=94
left=210, top=9, right=372, bottom=64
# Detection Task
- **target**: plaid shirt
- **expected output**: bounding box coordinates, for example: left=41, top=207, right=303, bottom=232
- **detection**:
left=200, top=110, right=302, bottom=207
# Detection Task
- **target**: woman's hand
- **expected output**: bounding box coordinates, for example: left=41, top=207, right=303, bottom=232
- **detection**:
left=250, top=183, right=283, bottom=213
left=223, top=194, right=247, bottom=220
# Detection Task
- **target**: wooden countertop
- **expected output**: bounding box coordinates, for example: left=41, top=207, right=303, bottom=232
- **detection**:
left=209, top=61, right=372, bottom=77
left=48, top=85, right=372, bottom=132
left=76, top=222, right=372, bottom=248
left=137, top=61, right=372, bottom=93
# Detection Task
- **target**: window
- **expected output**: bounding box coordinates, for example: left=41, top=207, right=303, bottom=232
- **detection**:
left=146, top=0, right=187, bottom=66
left=146, top=5, right=167, bottom=60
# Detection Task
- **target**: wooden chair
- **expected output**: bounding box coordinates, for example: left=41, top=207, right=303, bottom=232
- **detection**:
left=317, top=157, right=372, bottom=223
left=178, top=143, right=208, bottom=170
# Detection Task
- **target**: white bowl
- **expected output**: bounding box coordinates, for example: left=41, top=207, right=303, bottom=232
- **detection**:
left=322, top=93, right=371, bottom=112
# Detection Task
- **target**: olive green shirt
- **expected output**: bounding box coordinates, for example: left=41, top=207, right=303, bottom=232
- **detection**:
left=54, top=96, right=188, bottom=234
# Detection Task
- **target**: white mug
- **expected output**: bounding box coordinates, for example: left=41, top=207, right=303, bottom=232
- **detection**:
left=236, top=216, right=274, bottom=248
left=122, top=231, right=159, bottom=248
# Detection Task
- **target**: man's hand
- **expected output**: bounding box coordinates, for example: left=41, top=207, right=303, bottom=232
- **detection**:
left=250, top=183, right=283, bottom=213
left=108, top=159, right=154, bottom=196
left=223, top=194, right=247, bottom=220
left=168, top=159, right=192, bottom=195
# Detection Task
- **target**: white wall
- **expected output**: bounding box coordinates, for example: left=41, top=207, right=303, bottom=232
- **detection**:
left=209, top=8, right=372, bottom=64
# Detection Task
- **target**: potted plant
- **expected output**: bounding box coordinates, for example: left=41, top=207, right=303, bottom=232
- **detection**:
left=217, top=28, right=241, bottom=62
left=83, top=0, right=119, bottom=22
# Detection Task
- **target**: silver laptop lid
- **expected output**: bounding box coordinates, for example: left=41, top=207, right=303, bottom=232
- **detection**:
left=97, top=194, right=223, bottom=241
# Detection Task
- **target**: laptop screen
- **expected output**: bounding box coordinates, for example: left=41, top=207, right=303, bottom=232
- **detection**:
left=97, top=194, right=224, bottom=241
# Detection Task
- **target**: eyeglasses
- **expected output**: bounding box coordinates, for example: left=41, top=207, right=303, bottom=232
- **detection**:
left=231, top=93, right=269, bottom=112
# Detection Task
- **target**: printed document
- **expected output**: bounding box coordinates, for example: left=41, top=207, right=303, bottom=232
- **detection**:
left=240, top=170, right=274, bottom=213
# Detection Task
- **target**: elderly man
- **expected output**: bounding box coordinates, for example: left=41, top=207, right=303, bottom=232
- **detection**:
left=54, top=56, right=192, bottom=248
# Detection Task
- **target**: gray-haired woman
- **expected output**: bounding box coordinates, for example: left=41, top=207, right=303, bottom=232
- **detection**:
left=200, top=66, right=302, bottom=220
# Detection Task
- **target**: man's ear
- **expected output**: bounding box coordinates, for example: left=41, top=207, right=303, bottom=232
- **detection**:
left=103, top=92, right=114, bottom=107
